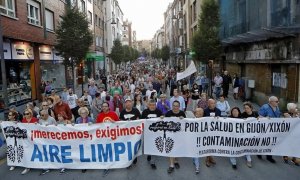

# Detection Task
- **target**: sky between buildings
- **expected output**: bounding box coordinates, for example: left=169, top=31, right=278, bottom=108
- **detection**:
left=118, top=0, right=173, bottom=41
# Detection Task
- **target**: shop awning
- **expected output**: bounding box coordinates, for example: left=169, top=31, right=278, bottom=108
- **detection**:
left=85, top=52, right=104, bottom=61
left=222, top=26, right=300, bottom=46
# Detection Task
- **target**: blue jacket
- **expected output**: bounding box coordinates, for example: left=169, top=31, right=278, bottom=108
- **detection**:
left=258, top=104, right=281, bottom=117
left=75, top=117, right=94, bottom=124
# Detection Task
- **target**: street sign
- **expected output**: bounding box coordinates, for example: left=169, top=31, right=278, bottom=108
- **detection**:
left=189, top=51, right=195, bottom=55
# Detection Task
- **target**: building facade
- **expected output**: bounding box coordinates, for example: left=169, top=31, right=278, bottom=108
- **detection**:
left=220, top=0, right=300, bottom=106
left=0, top=0, right=67, bottom=108
left=104, top=0, right=123, bottom=73
left=122, top=19, right=132, bottom=47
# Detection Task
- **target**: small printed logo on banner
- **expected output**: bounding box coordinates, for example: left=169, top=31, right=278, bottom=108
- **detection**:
left=4, top=126, right=28, bottom=163
left=149, top=121, right=181, bottom=153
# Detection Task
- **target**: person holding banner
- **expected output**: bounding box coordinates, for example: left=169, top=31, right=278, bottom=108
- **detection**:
left=203, top=99, right=220, bottom=167
left=75, top=107, right=93, bottom=173
left=142, top=99, right=163, bottom=169
left=258, top=96, right=281, bottom=163
left=170, top=89, right=185, bottom=111
left=38, top=110, right=57, bottom=175
left=165, top=100, right=186, bottom=173
left=241, top=102, right=259, bottom=118
left=20, top=109, right=38, bottom=175
left=156, top=94, right=171, bottom=115
left=192, top=108, right=204, bottom=174
left=120, top=98, right=141, bottom=168
left=282, top=103, right=300, bottom=166
left=75, top=107, right=94, bottom=124
left=96, top=102, right=119, bottom=123
left=229, top=107, right=252, bottom=169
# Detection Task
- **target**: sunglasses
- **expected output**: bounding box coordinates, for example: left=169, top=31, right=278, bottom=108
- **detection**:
left=24, top=113, right=30, bottom=115
left=41, top=114, right=46, bottom=117
left=8, top=114, right=13, bottom=116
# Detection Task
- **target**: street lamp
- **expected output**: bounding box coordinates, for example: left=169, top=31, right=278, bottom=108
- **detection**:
left=102, top=15, right=117, bottom=75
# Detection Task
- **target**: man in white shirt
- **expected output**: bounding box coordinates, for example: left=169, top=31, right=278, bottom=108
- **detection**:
left=146, top=84, right=157, bottom=100
left=66, top=88, right=78, bottom=114
left=169, top=89, right=185, bottom=111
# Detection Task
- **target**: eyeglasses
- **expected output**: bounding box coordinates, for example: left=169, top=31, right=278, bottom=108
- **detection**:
left=24, top=113, right=30, bottom=115
left=42, top=104, right=48, bottom=106
left=272, top=101, right=279, bottom=103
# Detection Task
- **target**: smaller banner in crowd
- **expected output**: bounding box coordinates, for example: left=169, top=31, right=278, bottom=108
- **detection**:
left=1, top=121, right=144, bottom=169
left=144, top=117, right=300, bottom=158
left=176, top=60, right=197, bottom=81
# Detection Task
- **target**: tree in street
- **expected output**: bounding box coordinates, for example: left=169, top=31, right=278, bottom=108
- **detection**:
left=110, top=39, right=123, bottom=65
left=55, top=7, right=93, bottom=68
left=160, top=45, right=170, bottom=62
left=191, top=0, right=221, bottom=63
left=122, top=45, right=131, bottom=62
left=151, top=48, right=161, bottom=59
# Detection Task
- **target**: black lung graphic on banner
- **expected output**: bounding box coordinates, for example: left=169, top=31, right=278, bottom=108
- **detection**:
left=149, top=121, right=181, bottom=153
left=4, top=126, right=28, bottom=163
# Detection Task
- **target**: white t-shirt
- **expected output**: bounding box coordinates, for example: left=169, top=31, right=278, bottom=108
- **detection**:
left=67, top=94, right=78, bottom=109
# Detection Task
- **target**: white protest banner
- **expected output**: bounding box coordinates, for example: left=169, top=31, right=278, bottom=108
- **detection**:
left=144, top=117, right=300, bottom=157
left=176, top=60, right=197, bottom=81
left=1, top=120, right=143, bottom=169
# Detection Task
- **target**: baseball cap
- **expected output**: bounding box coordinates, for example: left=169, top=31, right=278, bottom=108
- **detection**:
left=125, top=98, right=132, bottom=102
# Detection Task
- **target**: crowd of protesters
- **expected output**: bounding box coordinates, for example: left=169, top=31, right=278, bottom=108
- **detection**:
left=2, top=58, right=299, bottom=176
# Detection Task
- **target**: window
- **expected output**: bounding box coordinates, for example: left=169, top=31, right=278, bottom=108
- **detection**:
left=95, top=14, right=98, bottom=26
left=78, top=0, right=85, bottom=12
left=27, top=0, right=41, bottom=26
left=95, top=36, right=99, bottom=46
left=0, top=0, right=15, bottom=17
left=45, top=9, right=54, bottom=31
left=98, top=18, right=101, bottom=27
left=88, top=11, right=92, bottom=24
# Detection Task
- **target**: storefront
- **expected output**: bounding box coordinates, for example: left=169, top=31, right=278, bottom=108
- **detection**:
left=85, top=51, right=105, bottom=79
left=39, top=45, right=66, bottom=92
left=0, top=41, right=35, bottom=108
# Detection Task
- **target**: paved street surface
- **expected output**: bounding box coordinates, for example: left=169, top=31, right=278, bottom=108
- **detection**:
left=0, top=155, right=299, bottom=180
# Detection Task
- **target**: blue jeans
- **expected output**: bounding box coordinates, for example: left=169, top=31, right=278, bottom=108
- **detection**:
left=192, top=158, right=200, bottom=169
left=215, top=86, right=221, bottom=99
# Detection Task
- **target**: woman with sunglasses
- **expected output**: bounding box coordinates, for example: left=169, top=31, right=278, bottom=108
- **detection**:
left=40, top=101, right=55, bottom=118
left=20, top=109, right=38, bottom=175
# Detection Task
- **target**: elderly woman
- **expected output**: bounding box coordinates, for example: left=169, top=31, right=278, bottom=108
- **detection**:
left=283, top=103, right=299, bottom=166
left=75, top=107, right=94, bottom=124
left=156, top=94, right=171, bottom=115
left=75, top=107, right=93, bottom=173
